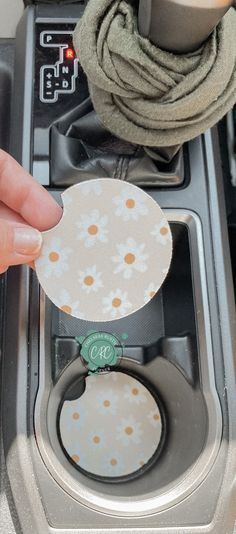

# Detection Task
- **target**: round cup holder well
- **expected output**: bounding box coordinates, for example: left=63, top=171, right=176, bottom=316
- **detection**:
left=47, top=354, right=208, bottom=498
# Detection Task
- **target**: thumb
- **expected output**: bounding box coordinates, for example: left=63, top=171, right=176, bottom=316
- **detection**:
left=0, top=219, right=42, bottom=267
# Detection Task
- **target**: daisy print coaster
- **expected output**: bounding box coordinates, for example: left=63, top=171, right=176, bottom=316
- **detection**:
left=35, top=179, right=172, bottom=322
left=59, top=372, right=163, bottom=480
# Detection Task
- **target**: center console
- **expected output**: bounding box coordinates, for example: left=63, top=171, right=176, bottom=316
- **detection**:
left=1, top=3, right=236, bottom=534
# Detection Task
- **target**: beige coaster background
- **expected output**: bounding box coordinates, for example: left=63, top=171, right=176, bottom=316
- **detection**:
left=35, top=179, right=172, bottom=322
left=59, top=372, right=163, bottom=478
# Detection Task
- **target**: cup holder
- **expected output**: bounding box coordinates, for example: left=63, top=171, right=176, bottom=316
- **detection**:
left=46, top=350, right=207, bottom=497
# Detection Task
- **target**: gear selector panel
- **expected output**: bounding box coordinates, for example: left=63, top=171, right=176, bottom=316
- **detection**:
left=39, top=30, right=79, bottom=103
left=35, top=23, right=87, bottom=119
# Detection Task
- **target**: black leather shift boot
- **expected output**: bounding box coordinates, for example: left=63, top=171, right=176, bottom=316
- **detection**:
left=50, top=98, right=184, bottom=187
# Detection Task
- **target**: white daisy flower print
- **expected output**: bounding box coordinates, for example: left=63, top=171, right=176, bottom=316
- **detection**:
left=103, top=372, right=119, bottom=382
left=138, top=459, right=148, bottom=469
left=96, top=389, right=119, bottom=415
left=123, top=383, right=147, bottom=405
left=78, top=265, right=103, bottom=294
left=88, top=429, right=106, bottom=450
left=77, top=209, right=108, bottom=248
left=101, top=452, right=125, bottom=476
left=148, top=409, right=161, bottom=428
left=60, top=401, right=87, bottom=432
left=85, top=374, right=98, bottom=391
left=67, top=448, right=88, bottom=468
left=112, top=238, right=149, bottom=280
left=144, top=283, right=159, bottom=304
left=113, top=186, right=148, bottom=221
left=151, top=218, right=171, bottom=245
left=80, top=180, right=102, bottom=196
left=116, top=416, right=143, bottom=446
left=55, top=289, right=84, bottom=317
left=36, top=237, right=72, bottom=278
left=102, top=289, right=132, bottom=319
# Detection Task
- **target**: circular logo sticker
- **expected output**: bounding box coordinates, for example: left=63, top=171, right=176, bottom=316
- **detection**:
left=77, top=332, right=123, bottom=372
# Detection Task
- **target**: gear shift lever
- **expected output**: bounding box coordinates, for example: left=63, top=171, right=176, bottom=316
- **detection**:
left=138, top=0, right=234, bottom=53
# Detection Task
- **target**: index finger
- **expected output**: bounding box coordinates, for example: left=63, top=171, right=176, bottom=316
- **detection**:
left=0, top=150, right=62, bottom=231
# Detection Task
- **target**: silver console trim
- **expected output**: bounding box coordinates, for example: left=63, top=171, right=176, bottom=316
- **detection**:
left=34, top=210, right=222, bottom=517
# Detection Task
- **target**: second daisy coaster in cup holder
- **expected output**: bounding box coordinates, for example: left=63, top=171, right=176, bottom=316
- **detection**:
left=58, top=371, right=165, bottom=482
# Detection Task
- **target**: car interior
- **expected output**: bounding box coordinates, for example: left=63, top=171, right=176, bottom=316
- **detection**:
left=0, top=1, right=236, bottom=533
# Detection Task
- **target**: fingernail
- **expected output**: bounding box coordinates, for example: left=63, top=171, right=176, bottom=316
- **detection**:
left=14, top=227, right=42, bottom=255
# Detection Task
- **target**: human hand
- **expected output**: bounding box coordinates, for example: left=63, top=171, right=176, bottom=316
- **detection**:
left=0, top=149, right=62, bottom=274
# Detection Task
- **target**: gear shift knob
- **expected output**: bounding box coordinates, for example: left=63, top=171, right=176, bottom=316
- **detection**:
left=138, top=0, right=234, bottom=53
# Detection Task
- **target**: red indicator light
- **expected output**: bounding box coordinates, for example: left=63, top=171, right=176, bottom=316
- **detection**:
left=65, top=48, right=75, bottom=60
